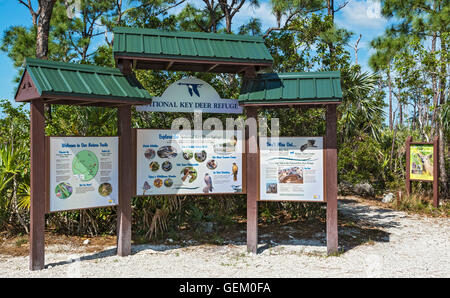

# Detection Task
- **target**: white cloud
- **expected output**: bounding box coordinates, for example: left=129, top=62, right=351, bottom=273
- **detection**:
left=358, top=40, right=370, bottom=50
left=232, top=1, right=278, bottom=32
left=336, top=0, right=387, bottom=31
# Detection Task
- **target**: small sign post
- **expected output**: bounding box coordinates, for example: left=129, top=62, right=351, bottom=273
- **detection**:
left=405, top=136, right=440, bottom=207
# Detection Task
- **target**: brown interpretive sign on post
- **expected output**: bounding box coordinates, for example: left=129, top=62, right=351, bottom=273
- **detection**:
left=239, top=72, right=342, bottom=255
left=15, top=58, right=152, bottom=270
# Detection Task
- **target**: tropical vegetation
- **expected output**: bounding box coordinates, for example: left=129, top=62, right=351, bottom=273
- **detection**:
left=0, top=0, right=448, bottom=240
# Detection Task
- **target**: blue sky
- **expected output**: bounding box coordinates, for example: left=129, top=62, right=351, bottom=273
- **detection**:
left=0, top=0, right=391, bottom=107
left=0, top=0, right=30, bottom=102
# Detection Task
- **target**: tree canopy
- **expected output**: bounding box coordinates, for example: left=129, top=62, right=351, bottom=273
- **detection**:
left=0, top=0, right=448, bottom=237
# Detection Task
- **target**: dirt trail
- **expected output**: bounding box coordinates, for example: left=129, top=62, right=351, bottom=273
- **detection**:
left=1, top=198, right=449, bottom=277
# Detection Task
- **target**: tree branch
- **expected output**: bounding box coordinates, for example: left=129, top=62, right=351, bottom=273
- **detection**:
left=333, top=0, right=349, bottom=14
left=18, top=0, right=39, bottom=26
left=262, top=6, right=323, bottom=39
left=155, top=0, right=187, bottom=16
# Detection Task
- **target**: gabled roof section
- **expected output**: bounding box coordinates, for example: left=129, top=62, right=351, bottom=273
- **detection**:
left=239, top=72, right=342, bottom=106
left=113, top=27, right=273, bottom=73
left=15, top=58, right=152, bottom=106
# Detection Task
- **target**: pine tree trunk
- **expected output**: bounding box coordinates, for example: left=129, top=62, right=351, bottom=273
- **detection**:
left=431, top=32, right=438, bottom=135
left=387, top=68, right=393, bottom=130
left=218, top=0, right=231, bottom=33
left=438, top=35, right=447, bottom=196
left=36, top=0, right=56, bottom=59
left=327, top=0, right=335, bottom=67
left=327, top=0, right=334, bottom=20
left=438, top=126, right=447, bottom=197
left=225, top=14, right=232, bottom=33
left=399, top=102, right=403, bottom=125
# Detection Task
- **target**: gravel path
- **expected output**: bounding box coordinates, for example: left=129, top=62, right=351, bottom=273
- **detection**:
left=1, top=198, right=449, bottom=278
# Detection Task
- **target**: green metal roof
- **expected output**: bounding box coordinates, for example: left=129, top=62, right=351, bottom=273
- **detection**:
left=239, top=72, right=342, bottom=105
left=113, top=27, right=273, bottom=72
left=15, top=58, right=151, bottom=105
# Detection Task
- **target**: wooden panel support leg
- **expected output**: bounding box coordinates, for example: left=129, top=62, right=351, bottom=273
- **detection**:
left=433, top=136, right=439, bottom=208
left=326, top=104, right=338, bottom=255
left=246, top=106, right=258, bottom=254
left=29, top=99, right=46, bottom=270
left=405, top=136, right=412, bottom=196
left=117, top=105, right=132, bottom=256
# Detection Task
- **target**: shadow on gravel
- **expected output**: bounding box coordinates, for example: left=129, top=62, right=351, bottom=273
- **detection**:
left=43, top=198, right=398, bottom=268
left=131, top=244, right=181, bottom=254
left=337, top=198, right=398, bottom=252
left=339, top=198, right=404, bottom=229
left=45, top=248, right=117, bottom=269
left=255, top=199, right=397, bottom=254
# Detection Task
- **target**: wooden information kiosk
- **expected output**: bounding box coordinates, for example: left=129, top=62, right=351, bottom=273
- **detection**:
left=15, top=28, right=342, bottom=270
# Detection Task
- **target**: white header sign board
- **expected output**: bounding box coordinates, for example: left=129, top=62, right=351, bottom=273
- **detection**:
left=136, top=77, right=243, bottom=114
left=49, top=136, right=119, bottom=212
left=259, top=137, right=324, bottom=202
left=136, top=129, right=243, bottom=195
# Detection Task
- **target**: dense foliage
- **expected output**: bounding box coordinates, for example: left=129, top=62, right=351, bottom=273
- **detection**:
left=0, top=0, right=448, bottom=239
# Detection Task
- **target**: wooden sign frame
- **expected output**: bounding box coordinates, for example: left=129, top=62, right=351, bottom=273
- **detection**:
left=45, top=135, right=120, bottom=214
left=405, top=136, right=439, bottom=207
left=244, top=104, right=339, bottom=256
left=133, top=128, right=247, bottom=197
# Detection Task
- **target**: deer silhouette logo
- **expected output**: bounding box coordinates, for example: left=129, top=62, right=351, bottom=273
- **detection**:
left=178, top=83, right=202, bottom=97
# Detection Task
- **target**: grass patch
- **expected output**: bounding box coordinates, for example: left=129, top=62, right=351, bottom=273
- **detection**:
left=391, top=195, right=450, bottom=217
left=15, top=238, right=28, bottom=248
left=326, top=248, right=345, bottom=257
left=363, top=238, right=375, bottom=246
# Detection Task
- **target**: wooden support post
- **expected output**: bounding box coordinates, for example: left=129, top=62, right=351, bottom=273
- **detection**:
left=325, top=104, right=338, bottom=255
left=118, top=59, right=133, bottom=75
left=29, top=99, right=46, bottom=270
left=433, top=136, right=439, bottom=208
left=117, top=105, right=132, bottom=256
left=405, top=136, right=412, bottom=196
left=246, top=106, right=259, bottom=254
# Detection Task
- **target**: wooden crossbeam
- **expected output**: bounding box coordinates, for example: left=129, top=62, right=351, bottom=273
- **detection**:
left=165, top=61, right=175, bottom=70
left=206, top=64, right=220, bottom=72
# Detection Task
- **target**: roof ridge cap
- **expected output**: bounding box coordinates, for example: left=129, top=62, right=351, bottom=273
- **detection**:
left=113, top=27, right=264, bottom=42
left=24, top=58, right=121, bottom=75
left=256, top=71, right=341, bottom=78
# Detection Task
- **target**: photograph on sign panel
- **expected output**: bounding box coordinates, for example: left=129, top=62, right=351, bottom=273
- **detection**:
left=266, top=182, right=278, bottom=194
left=278, top=166, right=304, bottom=184
left=410, top=144, right=434, bottom=181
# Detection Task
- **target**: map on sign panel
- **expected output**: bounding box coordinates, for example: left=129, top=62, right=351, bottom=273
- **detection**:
left=72, top=150, right=99, bottom=181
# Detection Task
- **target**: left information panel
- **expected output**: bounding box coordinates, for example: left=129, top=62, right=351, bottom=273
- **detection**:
left=49, top=136, right=119, bottom=212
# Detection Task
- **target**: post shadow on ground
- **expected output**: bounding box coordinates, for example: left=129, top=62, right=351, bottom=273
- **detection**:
left=44, top=244, right=181, bottom=269
left=45, top=248, right=117, bottom=269
left=45, top=199, right=398, bottom=268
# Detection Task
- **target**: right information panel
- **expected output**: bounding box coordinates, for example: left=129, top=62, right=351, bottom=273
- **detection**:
left=259, top=137, right=325, bottom=202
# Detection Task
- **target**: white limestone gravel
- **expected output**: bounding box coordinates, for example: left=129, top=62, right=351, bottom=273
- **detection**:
left=1, top=198, right=449, bottom=278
